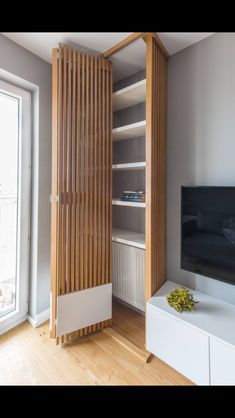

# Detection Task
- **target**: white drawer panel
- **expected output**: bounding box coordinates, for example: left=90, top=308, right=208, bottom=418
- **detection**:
left=210, top=338, right=235, bottom=385
left=146, top=306, right=209, bottom=385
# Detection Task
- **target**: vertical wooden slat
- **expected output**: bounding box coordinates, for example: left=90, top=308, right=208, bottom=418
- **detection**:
left=154, top=45, right=158, bottom=289
left=97, top=59, right=102, bottom=286
left=158, top=49, right=162, bottom=290
left=61, top=47, right=67, bottom=296
left=101, top=59, right=105, bottom=285
left=162, top=51, right=166, bottom=287
left=87, top=56, right=93, bottom=334
left=109, top=62, right=113, bottom=283
left=80, top=53, right=85, bottom=290
left=75, top=52, right=80, bottom=292
left=89, top=56, right=94, bottom=289
left=145, top=35, right=154, bottom=301
left=58, top=53, right=63, bottom=299
left=105, top=60, right=109, bottom=284
left=163, top=57, right=167, bottom=281
left=104, top=60, right=112, bottom=327
left=66, top=47, right=72, bottom=294
left=92, top=58, right=98, bottom=333
left=70, top=49, right=76, bottom=293
left=93, top=57, right=98, bottom=289
left=84, top=54, right=89, bottom=289
left=58, top=48, right=63, bottom=299
left=144, top=33, right=167, bottom=301
left=153, top=44, right=156, bottom=291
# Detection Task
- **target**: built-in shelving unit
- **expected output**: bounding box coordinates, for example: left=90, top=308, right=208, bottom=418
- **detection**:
left=112, top=198, right=146, bottom=208
left=112, top=74, right=146, bottom=311
left=113, top=79, right=146, bottom=111
left=112, top=120, right=146, bottom=142
left=112, top=162, right=146, bottom=171
left=50, top=36, right=167, bottom=342
left=112, top=228, right=145, bottom=250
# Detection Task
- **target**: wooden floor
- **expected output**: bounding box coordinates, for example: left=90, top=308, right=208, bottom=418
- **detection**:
left=112, top=299, right=146, bottom=350
left=0, top=300, right=192, bottom=385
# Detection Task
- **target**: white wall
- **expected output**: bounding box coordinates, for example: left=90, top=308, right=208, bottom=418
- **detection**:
left=167, top=33, right=235, bottom=304
left=0, top=34, right=51, bottom=318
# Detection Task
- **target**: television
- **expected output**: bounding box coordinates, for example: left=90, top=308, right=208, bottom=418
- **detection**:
left=181, top=186, right=235, bottom=286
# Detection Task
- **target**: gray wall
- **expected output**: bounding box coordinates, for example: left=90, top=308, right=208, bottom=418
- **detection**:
left=167, top=33, right=235, bottom=304
left=114, top=68, right=146, bottom=92
left=0, top=34, right=51, bottom=317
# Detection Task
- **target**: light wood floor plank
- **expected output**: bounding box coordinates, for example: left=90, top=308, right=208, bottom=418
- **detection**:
left=0, top=301, right=193, bottom=385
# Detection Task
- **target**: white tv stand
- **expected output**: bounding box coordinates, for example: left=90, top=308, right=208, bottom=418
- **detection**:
left=146, top=280, right=235, bottom=385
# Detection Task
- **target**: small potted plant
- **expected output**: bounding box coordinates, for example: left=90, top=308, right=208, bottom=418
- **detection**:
left=166, top=287, right=198, bottom=313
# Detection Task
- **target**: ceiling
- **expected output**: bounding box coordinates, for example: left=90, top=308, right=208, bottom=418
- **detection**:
left=1, top=32, right=214, bottom=82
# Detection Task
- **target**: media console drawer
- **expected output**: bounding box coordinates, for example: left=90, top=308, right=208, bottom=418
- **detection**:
left=146, top=306, right=210, bottom=385
left=210, top=338, right=235, bottom=385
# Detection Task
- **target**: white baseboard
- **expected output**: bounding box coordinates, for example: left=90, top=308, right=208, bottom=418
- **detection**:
left=27, top=314, right=36, bottom=328
left=27, top=307, right=50, bottom=328
left=0, top=315, right=27, bottom=336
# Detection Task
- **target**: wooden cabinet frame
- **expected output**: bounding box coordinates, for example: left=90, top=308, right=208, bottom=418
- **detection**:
left=144, top=33, right=168, bottom=299
left=51, top=33, right=168, bottom=344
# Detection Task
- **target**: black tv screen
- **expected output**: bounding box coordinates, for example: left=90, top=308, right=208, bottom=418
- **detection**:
left=181, top=186, right=235, bottom=286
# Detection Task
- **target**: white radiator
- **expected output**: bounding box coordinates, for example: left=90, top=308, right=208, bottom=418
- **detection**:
left=112, top=241, right=145, bottom=311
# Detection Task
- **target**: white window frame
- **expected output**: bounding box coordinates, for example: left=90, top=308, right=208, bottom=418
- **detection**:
left=0, top=79, right=31, bottom=335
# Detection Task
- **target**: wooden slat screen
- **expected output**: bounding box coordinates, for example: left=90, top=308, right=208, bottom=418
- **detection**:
left=145, top=34, right=167, bottom=300
left=51, top=47, right=112, bottom=343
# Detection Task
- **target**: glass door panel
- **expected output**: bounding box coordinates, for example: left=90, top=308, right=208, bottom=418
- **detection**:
left=0, top=92, right=19, bottom=318
left=0, top=79, right=30, bottom=335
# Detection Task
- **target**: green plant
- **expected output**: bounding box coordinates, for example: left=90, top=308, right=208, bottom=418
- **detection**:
left=166, top=287, right=199, bottom=313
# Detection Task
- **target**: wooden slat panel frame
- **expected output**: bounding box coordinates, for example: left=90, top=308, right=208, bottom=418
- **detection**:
left=51, top=47, right=112, bottom=342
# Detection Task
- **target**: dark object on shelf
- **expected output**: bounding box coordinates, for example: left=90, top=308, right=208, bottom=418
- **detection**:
left=121, top=190, right=146, bottom=202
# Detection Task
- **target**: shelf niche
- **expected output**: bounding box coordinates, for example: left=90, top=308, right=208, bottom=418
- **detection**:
left=113, top=79, right=146, bottom=112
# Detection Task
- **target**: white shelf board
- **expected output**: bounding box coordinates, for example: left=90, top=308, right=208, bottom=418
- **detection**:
left=112, top=228, right=145, bottom=249
left=112, top=198, right=146, bottom=208
left=148, top=280, right=235, bottom=349
left=113, top=79, right=146, bottom=111
left=112, top=120, right=146, bottom=142
left=112, top=162, right=146, bottom=171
